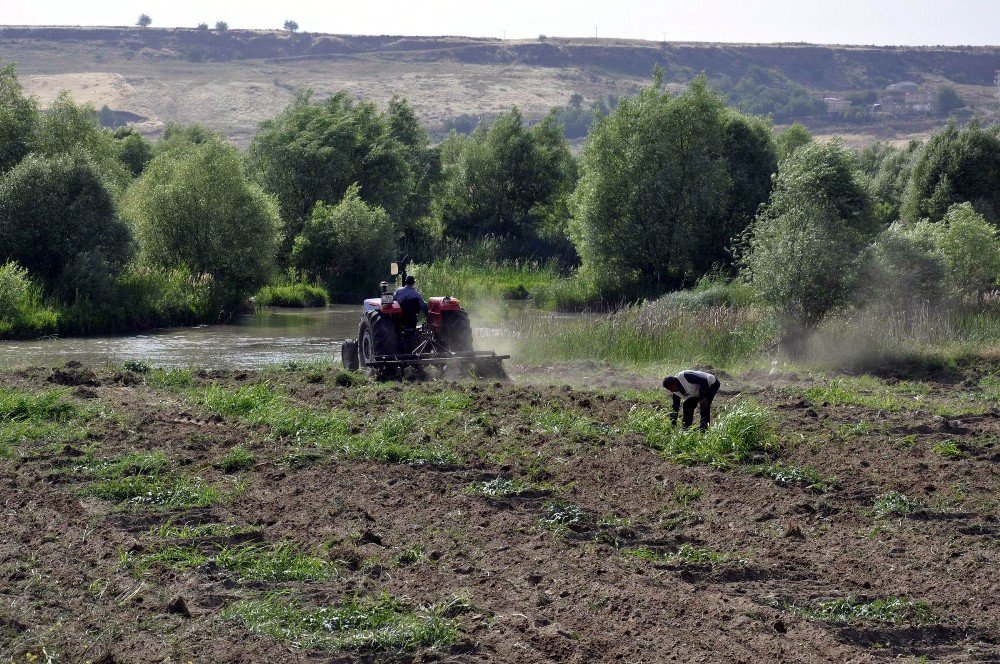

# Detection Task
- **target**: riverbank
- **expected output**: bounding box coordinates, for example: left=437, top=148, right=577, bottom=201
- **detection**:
left=2, top=363, right=998, bottom=661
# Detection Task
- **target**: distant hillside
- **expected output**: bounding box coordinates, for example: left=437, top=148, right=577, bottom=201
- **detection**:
left=2, top=26, right=997, bottom=146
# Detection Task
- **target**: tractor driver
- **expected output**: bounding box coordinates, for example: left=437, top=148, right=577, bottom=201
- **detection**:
left=394, top=275, right=428, bottom=327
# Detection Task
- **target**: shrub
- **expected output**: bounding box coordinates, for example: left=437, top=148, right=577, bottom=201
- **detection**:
left=255, top=282, right=329, bottom=308
left=0, top=262, right=58, bottom=338
left=291, top=184, right=396, bottom=301
left=0, top=153, right=134, bottom=301
left=124, top=139, right=279, bottom=315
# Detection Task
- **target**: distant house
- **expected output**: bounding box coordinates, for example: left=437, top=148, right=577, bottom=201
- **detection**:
left=880, top=82, right=932, bottom=116
left=824, top=97, right=852, bottom=114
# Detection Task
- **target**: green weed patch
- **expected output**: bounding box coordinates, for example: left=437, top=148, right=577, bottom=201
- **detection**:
left=129, top=542, right=337, bottom=581
left=87, top=473, right=220, bottom=509
left=0, top=387, right=93, bottom=451
left=787, top=596, right=935, bottom=625
left=625, top=399, right=777, bottom=468
left=223, top=594, right=459, bottom=652
left=756, top=463, right=837, bottom=492
left=624, top=544, right=742, bottom=566
left=869, top=491, right=923, bottom=519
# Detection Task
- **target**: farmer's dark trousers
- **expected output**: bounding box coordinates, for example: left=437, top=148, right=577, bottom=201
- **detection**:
left=682, top=380, right=720, bottom=430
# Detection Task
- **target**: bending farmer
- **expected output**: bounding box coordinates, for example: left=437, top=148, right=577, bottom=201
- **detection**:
left=662, top=370, right=721, bottom=430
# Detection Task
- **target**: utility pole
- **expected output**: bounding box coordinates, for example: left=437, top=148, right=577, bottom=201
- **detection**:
left=502, top=30, right=506, bottom=40
left=595, top=26, right=598, bottom=38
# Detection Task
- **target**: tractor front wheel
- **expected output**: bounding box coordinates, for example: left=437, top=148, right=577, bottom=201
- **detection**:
left=359, top=314, right=400, bottom=380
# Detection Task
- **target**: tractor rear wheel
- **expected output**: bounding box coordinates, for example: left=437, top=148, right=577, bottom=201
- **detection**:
left=441, top=309, right=473, bottom=353
left=359, top=314, right=400, bottom=379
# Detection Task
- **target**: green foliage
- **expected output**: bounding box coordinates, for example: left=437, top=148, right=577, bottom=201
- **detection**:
left=291, top=184, right=396, bottom=300
left=0, top=62, right=38, bottom=174
left=541, top=499, right=586, bottom=527
left=223, top=594, right=459, bottom=651
left=790, top=596, right=934, bottom=625
left=86, top=473, right=220, bottom=509
left=433, top=109, right=577, bottom=261
left=625, top=544, right=737, bottom=565
left=214, top=543, right=335, bottom=581
left=775, top=123, right=812, bottom=161
left=625, top=398, right=777, bottom=468
left=902, top=119, right=1000, bottom=224
left=931, top=440, right=964, bottom=459
left=869, top=203, right=1000, bottom=302
left=0, top=387, right=90, bottom=454
left=32, top=92, right=132, bottom=192
left=248, top=91, right=413, bottom=260
left=0, top=262, right=58, bottom=338
left=215, top=21, right=229, bottom=32
left=0, top=152, right=133, bottom=302
left=409, top=256, right=561, bottom=303
left=217, top=446, right=256, bottom=472
left=113, top=127, right=153, bottom=176
left=136, top=14, right=152, bottom=27
left=870, top=491, right=922, bottom=519
left=125, top=139, right=279, bottom=313
left=757, top=463, right=836, bottom=492
left=716, top=67, right=825, bottom=122
left=283, top=20, right=299, bottom=32
left=465, top=477, right=539, bottom=497
left=571, top=76, right=777, bottom=296
left=255, top=281, right=329, bottom=308
left=747, top=141, right=875, bottom=331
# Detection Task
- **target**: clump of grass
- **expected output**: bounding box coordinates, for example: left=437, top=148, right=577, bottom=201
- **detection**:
left=870, top=491, right=923, bottom=519
left=0, top=387, right=89, bottom=449
left=932, top=440, right=965, bottom=459
left=396, top=547, right=426, bottom=566
left=623, top=543, right=739, bottom=566
left=145, top=368, right=195, bottom=390
left=533, top=408, right=607, bottom=445
left=201, top=383, right=351, bottom=445
left=217, top=446, right=256, bottom=472
left=344, top=412, right=457, bottom=465
left=223, top=594, right=459, bottom=651
left=789, top=596, right=935, bottom=624
left=541, top=499, right=586, bottom=528
left=333, top=370, right=366, bottom=387
left=757, top=463, right=837, bottom=493
left=215, top=543, right=337, bottom=581
left=86, top=474, right=220, bottom=509
left=150, top=521, right=263, bottom=539
left=130, top=542, right=336, bottom=581
left=121, top=360, right=150, bottom=373
left=465, top=477, right=539, bottom=498
left=626, top=398, right=777, bottom=468
left=673, top=484, right=703, bottom=506
left=83, top=451, right=168, bottom=478
left=802, top=379, right=901, bottom=412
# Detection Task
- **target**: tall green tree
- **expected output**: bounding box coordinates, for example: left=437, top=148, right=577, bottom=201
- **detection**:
left=387, top=96, right=441, bottom=254
left=570, top=75, right=776, bottom=293
left=0, top=153, right=133, bottom=300
left=248, top=91, right=411, bottom=261
left=0, top=63, right=38, bottom=175
left=33, top=92, right=132, bottom=192
left=124, top=140, right=279, bottom=312
left=747, top=142, right=875, bottom=330
left=291, top=184, right=396, bottom=299
left=902, top=119, right=1000, bottom=225
left=434, top=108, right=576, bottom=260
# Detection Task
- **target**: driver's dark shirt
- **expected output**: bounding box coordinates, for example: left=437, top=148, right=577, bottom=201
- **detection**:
left=394, top=285, right=428, bottom=313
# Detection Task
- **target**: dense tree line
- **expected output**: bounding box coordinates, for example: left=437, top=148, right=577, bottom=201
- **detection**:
left=0, top=58, right=997, bottom=341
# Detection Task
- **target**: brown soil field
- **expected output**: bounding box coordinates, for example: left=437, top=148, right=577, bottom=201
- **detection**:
left=2, top=363, right=998, bottom=662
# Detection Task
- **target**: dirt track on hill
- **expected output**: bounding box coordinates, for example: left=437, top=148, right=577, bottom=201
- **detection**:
left=2, top=365, right=998, bottom=662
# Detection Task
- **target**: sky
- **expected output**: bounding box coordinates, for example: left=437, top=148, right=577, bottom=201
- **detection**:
left=1, top=0, right=997, bottom=45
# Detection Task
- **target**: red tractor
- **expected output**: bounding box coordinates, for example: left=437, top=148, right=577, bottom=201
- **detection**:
left=340, top=257, right=509, bottom=380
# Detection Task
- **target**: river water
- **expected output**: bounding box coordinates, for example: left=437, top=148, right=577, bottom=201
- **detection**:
left=0, top=306, right=368, bottom=370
